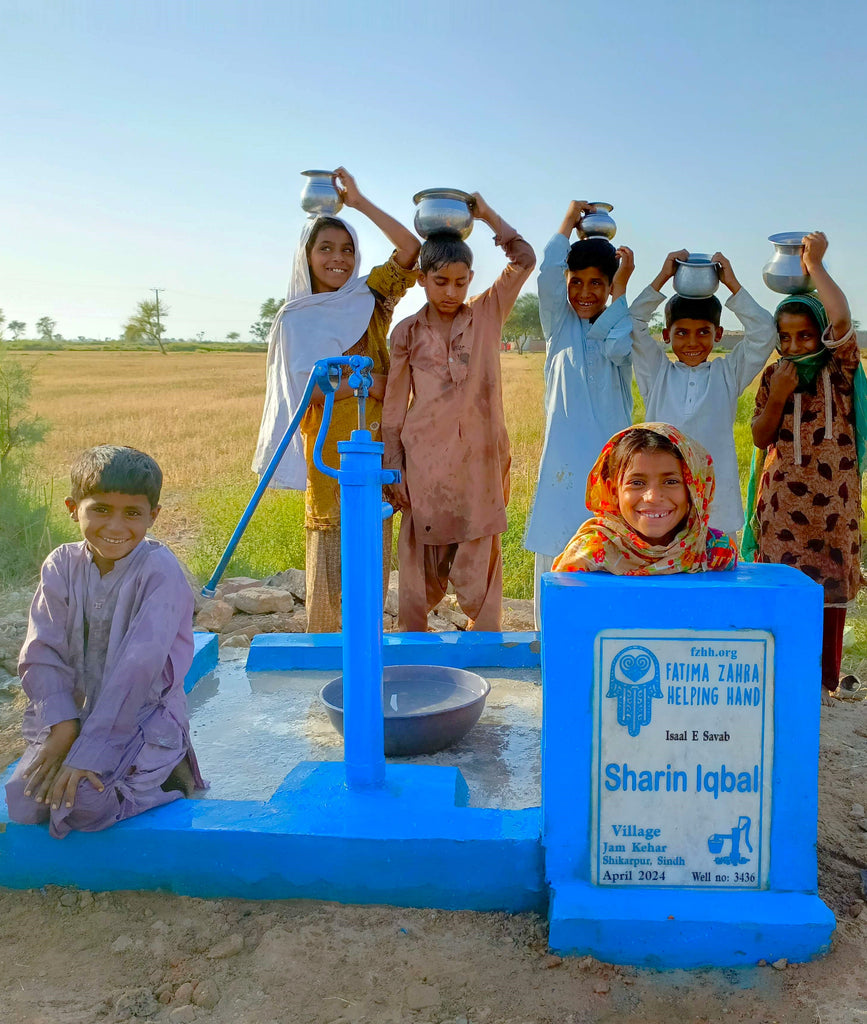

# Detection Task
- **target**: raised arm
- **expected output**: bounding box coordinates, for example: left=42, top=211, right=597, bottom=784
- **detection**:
left=589, top=296, right=633, bottom=366
left=557, top=200, right=595, bottom=240
left=714, top=253, right=777, bottom=392
left=650, top=248, right=688, bottom=294
left=610, top=245, right=634, bottom=302
left=334, top=167, right=420, bottom=270
left=537, top=235, right=569, bottom=341
left=628, top=288, right=667, bottom=392
left=803, top=232, right=851, bottom=340
left=628, top=250, right=685, bottom=392
left=470, top=192, right=536, bottom=320
left=751, top=362, right=798, bottom=449
left=538, top=201, right=598, bottom=342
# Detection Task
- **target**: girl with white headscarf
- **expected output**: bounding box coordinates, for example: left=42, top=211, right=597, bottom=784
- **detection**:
left=252, top=168, right=419, bottom=631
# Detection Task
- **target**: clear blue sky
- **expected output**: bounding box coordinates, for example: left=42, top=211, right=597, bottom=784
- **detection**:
left=4, top=0, right=866, bottom=339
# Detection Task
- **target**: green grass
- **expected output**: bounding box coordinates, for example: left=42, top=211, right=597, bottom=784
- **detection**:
left=11, top=343, right=867, bottom=673
left=0, top=470, right=77, bottom=588
left=186, top=484, right=307, bottom=583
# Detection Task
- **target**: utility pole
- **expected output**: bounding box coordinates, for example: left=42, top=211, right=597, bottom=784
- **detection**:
left=150, top=288, right=167, bottom=354
left=151, top=288, right=163, bottom=337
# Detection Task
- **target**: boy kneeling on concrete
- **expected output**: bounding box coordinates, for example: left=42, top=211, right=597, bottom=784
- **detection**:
left=6, top=445, right=204, bottom=838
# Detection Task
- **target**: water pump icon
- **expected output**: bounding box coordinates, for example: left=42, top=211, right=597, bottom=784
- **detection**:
left=707, top=815, right=752, bottom=865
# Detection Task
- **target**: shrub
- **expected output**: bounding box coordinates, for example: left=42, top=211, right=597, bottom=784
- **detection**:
left=0, top=351, right=65, bottom=586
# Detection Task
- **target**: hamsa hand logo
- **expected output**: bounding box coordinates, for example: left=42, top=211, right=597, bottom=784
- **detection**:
left=607, top=645, right=662, bottom=737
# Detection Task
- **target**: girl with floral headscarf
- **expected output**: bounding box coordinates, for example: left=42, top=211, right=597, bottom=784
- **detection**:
left=252, top=168, right=419, bottom=631
left=745, top=231, right=865, bottom=703
left=553, top=422, right=738, bottom=575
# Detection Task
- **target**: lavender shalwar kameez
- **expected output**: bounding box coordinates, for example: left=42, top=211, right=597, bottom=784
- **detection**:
left=5, top=538, right=203, bottom=839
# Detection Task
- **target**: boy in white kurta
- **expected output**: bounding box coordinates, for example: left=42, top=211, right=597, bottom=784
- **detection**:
left=629, top=250, right=776, bottom=535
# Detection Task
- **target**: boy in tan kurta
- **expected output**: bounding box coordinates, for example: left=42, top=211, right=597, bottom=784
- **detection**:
left=382, top=194, right=535, bottom=631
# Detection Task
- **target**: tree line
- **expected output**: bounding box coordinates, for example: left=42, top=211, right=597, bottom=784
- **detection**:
left=0, top=293, right=549, bottom=354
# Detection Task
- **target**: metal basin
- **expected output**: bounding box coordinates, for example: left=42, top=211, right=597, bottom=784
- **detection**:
left=300, top=169, right=344, bottom=216
left=412, top=188, right=475, bottom=240
left=674, top=253, right=720, bottom=298
left=579, top=202, right=616, bottom=240
left=320, top=664, right=491, bottom=756
left=762, top=232, right=814, bottom=295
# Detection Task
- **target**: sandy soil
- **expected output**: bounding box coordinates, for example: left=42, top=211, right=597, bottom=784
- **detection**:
left=0, top=687, right=865, bottom=1024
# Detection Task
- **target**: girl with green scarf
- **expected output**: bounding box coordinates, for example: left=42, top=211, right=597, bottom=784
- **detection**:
left=744, top=232, right=864, bottom=705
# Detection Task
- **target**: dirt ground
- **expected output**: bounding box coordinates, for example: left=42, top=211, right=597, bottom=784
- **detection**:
left=0, top=687, right=865, bottom=1024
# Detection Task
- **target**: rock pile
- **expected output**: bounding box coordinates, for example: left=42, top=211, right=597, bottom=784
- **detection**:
left=193, top=568, right=535, bottom=647
left=192, top=568, right=308, bottom=648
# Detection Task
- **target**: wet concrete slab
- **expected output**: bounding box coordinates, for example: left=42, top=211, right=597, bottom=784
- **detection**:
left=187, top=656, right=541, bottom=810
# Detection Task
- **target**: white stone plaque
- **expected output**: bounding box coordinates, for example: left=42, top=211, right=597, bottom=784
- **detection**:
left=591, top=629, right=773, bottom=889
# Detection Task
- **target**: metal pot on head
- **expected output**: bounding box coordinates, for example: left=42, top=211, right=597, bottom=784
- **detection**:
left=673, top=253, right=721, bottom=299
left=579, top=202, right=616, bottom=240
left=412, top=188, right=475, bottom=240
left=300, top=170, right=344, bottom=217
left=762, top=232, right=815, bottom=295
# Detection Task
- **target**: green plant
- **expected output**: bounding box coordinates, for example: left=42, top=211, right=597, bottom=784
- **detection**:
left=186, top=485, right=307, bottom=582
left=0, top=356, right=47, bottom=471
left=0, top=350, right=66, bottom=586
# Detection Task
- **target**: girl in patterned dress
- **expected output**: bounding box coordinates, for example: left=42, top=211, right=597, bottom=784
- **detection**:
left=553, top=422, right=738, bottom=575
left=749, top=232, right=862, bottom=704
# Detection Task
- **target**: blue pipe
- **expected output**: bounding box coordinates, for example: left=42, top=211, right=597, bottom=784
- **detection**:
left=203, top=352, right=393, bottom=792
left=337, top=431, right=399, bottom=789
left=201, top=355, right=372, bottom=597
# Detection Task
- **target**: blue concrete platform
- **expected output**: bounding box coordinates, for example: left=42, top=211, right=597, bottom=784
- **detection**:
left=247, top=630, right=541, bottom=671
left=540, top=564, right=835, bottom=967
left=548, top=884, right=835, bottom=968
left=0, top=760, right=544, bottom=910
left=186, top=631, right=219, bottom=693
left=0, top=631, right=545, bottom=913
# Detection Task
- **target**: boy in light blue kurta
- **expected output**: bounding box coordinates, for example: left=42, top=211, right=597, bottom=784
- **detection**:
left=524, top=201, right=634, bottom=625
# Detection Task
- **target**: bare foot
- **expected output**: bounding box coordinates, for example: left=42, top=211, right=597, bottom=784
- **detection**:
left=161, top=755, right=195, bottom=797
left=821, top=688, right=834, bottom=707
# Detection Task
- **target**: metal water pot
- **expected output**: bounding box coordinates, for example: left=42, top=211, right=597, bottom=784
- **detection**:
left=412, top=188, right=475, bottom=240
left=579, top=202, right=616, bottom=240
left=762, top=232, right=814, bottom=294
left=673, top=253, right=720, bottom=299
left=300, top=170, right=344, bottom=216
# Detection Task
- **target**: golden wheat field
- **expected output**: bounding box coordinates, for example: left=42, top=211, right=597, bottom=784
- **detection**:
left=21, top=350, right=548, bottom=594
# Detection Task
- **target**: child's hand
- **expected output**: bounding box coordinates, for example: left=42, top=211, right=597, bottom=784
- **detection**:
left=469, top=192, right=495, bottom=225
left=801, top=231, right=828, bottom=273
left=367, top=373, right=388, bottom=403
left=612, top=246, right=635, bottom=299
left=713, top=252, right=740, bottom=294
left=333, top=167, right=363, bottom=209
left=661, top=250, right=688, bottom=282
left=48, top=766, right=104, bottom=811
left=568, top=201, right=594, bottom=237
left=386, top=479, right=410, bottom=513
left=557, top=201, right=593, bottom=239
left=650, top=250, right=687, bottom=293
left=769, top=359, right=799, bottom=402
left=21, top=719, right=79, bottom=803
